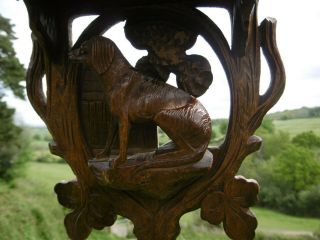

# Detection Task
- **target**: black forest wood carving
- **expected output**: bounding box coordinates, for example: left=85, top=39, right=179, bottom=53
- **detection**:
left=23, top=0, right=285, bottom=239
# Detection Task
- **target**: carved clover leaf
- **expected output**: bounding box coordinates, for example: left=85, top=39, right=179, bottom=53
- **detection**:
left=54, top=180, right=81, bottom=209
left=65, top=208, right=92, bottom=240
left=87, top=192, right=117, bottom=230
left=201, top=176, right=259, bottom=240
left=55, top=181, right=117, bottom=236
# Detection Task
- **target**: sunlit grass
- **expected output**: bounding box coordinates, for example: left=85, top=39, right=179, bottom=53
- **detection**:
left=0, top=162, right=124, bottom=240
left=254, top=207, right=320, bottom=233
left=274, top=118, right=320, bottom=136
left=1, top=162, right=320, bottom=239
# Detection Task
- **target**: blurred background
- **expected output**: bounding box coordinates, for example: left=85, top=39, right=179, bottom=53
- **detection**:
left=0, top=0, right=320, bottom=239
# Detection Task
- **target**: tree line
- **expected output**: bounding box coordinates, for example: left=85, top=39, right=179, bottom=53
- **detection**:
left=239, top=118, right=320, bottom=217
left=0, top=14, right=29, bottom=181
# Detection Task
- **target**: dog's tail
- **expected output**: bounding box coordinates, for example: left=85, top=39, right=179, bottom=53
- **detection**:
left=131, top=145, right=211, bottom=180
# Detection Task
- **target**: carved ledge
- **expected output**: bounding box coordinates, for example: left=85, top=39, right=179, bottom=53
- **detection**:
left=88, top=150, right=214, bottom=199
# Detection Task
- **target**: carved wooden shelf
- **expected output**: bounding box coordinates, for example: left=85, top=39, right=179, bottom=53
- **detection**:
left=23, top=0, right=285, bottom=239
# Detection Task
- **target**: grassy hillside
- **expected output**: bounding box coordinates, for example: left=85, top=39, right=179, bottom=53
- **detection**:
left=255, top=208, right=320, bottom=235
left=273, top=118, right=320, bottom=136
left=6, top=108, right=318, bottom=240
left=268, top=106, right=320, bottom=120
left=1, top=162, right=320, bottom=240
left=22, top=127, right=63, bottom=164
left=0, top=163, right=125, bottom=240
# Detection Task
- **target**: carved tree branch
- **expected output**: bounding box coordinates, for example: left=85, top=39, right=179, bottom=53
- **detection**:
left=258, top=17, right=286, bottom=118
left=207, top=2, right=264, bottom=181
left=26, top=36, right=47, bottom=121
left=73, top=13, right=124, bottom=49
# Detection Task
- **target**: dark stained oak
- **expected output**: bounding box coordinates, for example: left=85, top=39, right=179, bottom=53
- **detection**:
left=23, top=0, right=285, bottom=239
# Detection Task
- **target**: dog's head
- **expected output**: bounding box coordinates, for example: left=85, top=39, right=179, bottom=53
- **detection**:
left=69, top=36, right=115, bottom=74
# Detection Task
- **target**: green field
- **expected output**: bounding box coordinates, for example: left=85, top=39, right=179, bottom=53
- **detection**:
left=255, top=208, right=320, bottom=236
left=1, top=162, right=320, bottom=240
left=1, top=111, right=319, bottom=239
left=274, top=118, right=320, bottom=136
left=0, top=162, right=126, bottom=240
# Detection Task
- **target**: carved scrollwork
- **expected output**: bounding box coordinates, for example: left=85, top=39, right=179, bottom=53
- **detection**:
left=22, top=0, right=285, bottom=239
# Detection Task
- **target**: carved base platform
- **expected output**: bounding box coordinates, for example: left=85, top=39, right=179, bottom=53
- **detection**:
left=89, top=150, right=213, bottom=199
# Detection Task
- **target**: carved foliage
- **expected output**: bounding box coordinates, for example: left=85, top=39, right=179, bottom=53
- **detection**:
left=55, top=181, right=117, bottom=239
left=125, top=19, right=213, bottom=97
left=201, top=176, right=259, bottom=239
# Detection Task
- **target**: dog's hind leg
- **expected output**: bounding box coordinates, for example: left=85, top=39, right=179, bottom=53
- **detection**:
left=156, top=141, right=178, bottom=155
left=136, top=109, right=209, bottom=170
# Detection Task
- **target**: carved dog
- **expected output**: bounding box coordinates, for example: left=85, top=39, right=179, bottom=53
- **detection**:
left=69, top=36, right=211, bottom=168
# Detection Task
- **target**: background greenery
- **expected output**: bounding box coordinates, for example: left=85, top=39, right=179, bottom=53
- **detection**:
left=239, top=112, right=320, bottom=218
left=1, top=161, right=320, bottom=240
left=0, top=14, right=27, bottom=181
left=1, top=107, right=320, bottom=240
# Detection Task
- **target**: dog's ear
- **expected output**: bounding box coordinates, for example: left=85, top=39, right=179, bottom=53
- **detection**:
left=91, top=37, right=115, bottom=74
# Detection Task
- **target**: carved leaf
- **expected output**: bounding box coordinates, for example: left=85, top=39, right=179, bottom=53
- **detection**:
left=225, top=176, right=259, bottom=208
left=65, top=208, right=92, bottom=240
left=224, top=176, right=259, bottom=239
left=224, top=206, right=258, bottom=240
left=54, top=180, right=81, bottom=209
left=201, top=176, right=259, bottom=239
left=201, top=191, right=225, bottom=225
left=87, top=193, right=117, bottom=230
